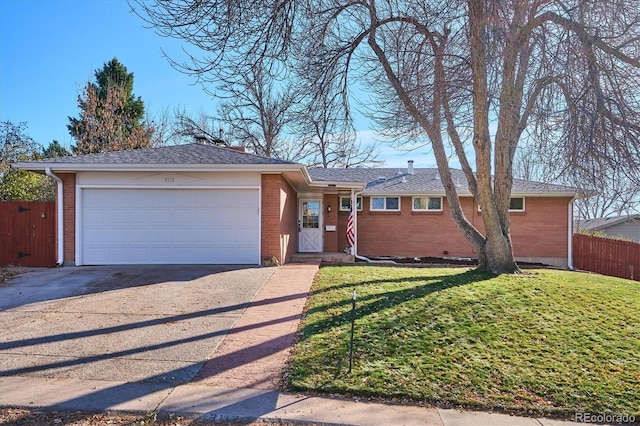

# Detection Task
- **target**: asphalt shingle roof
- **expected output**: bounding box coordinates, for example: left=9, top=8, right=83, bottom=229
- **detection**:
left=18, top=142, right=580, bottom=195
left=28, top=143, right=295, bottom=166
left=579, top=214, right=640, bottom=231
left=308, top=167, right=579, bottom=195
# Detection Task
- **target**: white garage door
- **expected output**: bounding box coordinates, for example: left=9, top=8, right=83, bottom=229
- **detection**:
left=80, top=188, right=259, bottom=265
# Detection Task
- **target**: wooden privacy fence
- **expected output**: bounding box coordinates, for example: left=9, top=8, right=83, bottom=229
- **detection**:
left=573, top=234, right=640, bottom=281
left=0, top=201, right=56, bottom=267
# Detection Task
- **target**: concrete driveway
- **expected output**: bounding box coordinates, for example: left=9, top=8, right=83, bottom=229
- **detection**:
left=0, top=265, right=275, bottom=385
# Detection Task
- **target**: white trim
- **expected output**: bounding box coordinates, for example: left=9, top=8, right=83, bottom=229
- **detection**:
left=75, top=184, right=82, bottom=266
left=258, top=185, right=262, bottom=264
left=15, top=163, right=305, bottom=174
left=308, top=181, right=365, bottom=190
left=296, top=192, right=326, bottom=199
left=412, top=196, right=443, bottom=212
left=362, top=191, right=578, bottom=198
left=45, top=168, right=64, bottom=266
left=298, top=198, right=324, bottom=252
left=568, top=196, right=576, bottom=270
left=370, top=196, right=401, bottom=211
left=76, top=184, right=261, bottom=190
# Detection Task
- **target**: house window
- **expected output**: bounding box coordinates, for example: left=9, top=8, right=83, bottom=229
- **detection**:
left=339, top=196, right=363, bottom=211
left=413, top=196, right=443, bottom=211
left=371, top=196, right=400, bottom=211
left=477, top=197, right=526, bottom=212
left=509, top=197, right=525, bottom=212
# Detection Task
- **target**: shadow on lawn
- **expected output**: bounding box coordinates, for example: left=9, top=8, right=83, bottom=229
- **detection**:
left=309, top=265, right=494, bottom=295
left=300, top=268, right=496, bottom=339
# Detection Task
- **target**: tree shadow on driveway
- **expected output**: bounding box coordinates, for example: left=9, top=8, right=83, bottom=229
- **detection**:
left=0, top=265, right=265, bottom=311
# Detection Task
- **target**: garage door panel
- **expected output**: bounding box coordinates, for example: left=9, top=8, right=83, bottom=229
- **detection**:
left=81, top=188, right=259, bottom=265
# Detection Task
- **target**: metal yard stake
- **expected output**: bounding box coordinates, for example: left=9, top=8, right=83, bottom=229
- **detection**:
left=348, top=289, right=357, bottom=374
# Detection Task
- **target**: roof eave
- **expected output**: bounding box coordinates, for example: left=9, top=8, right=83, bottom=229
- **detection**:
left=12, top=162, right=305, bottom=173
left=510, top=191, right=582, bottom=198
left=359, top=190, right=579, bottom=197
left=308, top=180, right=366, bottom=190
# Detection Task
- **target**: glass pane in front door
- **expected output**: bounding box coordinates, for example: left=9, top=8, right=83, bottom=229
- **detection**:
left=302, top=201, right=320, bottom=229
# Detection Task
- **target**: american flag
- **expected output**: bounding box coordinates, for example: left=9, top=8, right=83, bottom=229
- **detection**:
left=347, top=208, right=355, bottom=248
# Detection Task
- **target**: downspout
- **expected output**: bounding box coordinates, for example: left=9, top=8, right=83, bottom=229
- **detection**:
left=350, top=189, right=396, bottom=264
left=567, top=195, right=577, bottom=270
left=45, top=167, right=64, bottom=266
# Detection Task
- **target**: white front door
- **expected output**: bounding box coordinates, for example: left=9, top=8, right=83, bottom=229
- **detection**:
left=299, top=199, right=323, bottom=252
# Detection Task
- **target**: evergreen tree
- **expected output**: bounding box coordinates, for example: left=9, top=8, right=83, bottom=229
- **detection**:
left=42, top=140, right=70, bottom=158
left=68, top=58, right=152, bottom=154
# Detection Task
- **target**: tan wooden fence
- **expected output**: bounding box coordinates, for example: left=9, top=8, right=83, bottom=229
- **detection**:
left=0, top=201, right=56, bottom=267
left=573, top=234, right=640, bottom=281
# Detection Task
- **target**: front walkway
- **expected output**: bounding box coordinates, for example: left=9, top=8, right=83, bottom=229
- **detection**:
left=194, top=263, right=319, bottom=390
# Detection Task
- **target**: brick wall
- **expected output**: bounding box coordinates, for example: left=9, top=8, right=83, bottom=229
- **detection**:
left=59, top=173, right=76, bottom=264
left=510, top=197, right=569, bottom=257
left=261, top=174, right=299, bottom=264
left=335, top=195, right=570, bottom=263
left=261, top=174, right=282, bottom=263
left=279, top=177, right=298, bottom=263
left=323, top=194, right=339, bottom=252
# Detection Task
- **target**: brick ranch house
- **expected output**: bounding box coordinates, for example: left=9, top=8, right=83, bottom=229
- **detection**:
left=15, top=143, right=580, bottom=268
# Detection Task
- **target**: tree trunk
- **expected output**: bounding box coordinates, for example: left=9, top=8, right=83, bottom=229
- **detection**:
left=477, top=226, right=520, bottom=274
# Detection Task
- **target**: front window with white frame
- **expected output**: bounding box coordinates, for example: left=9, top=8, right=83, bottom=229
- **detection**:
left=370, top=196, right=400, bottom=211
left=339, top=196, right=363, bottom=211
left=412, top=196, right=443, bottom=211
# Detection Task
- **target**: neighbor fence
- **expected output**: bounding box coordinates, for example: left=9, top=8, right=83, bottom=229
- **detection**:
left=0, top=201, right=56, bottom=267
left=573, top=234, right=640, bottom=281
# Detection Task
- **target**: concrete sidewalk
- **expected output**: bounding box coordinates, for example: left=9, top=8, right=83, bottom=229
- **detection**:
left=0, top=376, right=580, bottom=425
left=0, top=263, right=583, bottom=425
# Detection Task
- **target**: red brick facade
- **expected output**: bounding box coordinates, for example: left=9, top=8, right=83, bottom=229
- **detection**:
left=54, top=171, right=570, bottom=267
left=323, top=194, right=340, bottom=253
left=59, top=173, right=76, bottom=265
left=260, top=174, right=298, bottom=264
left=279, top=176, right=298, bottom=263
left=331, top=195, right=571, bottom=266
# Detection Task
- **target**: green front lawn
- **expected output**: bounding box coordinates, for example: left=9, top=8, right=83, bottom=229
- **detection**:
left=287, top=266, right=640, bottom=417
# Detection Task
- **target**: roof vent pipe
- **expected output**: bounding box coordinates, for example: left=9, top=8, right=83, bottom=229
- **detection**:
left=407, top=160, right=414, bottom=175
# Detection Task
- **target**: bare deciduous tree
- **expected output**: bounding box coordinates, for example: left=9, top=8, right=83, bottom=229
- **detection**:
left=215, top=63, right=306, bottom=161
left=515, top=143, right=640, bottom=220
left=0, top=121, right=54, bottom=201
left=167, top=108, right=227, bottom=146
left=294, top=91, right=380, bottom=167
left=133, top=0, right=640, bottom=273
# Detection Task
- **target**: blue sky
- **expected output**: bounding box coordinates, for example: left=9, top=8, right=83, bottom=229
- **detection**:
left=0, top=0, right=432, bottom=168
